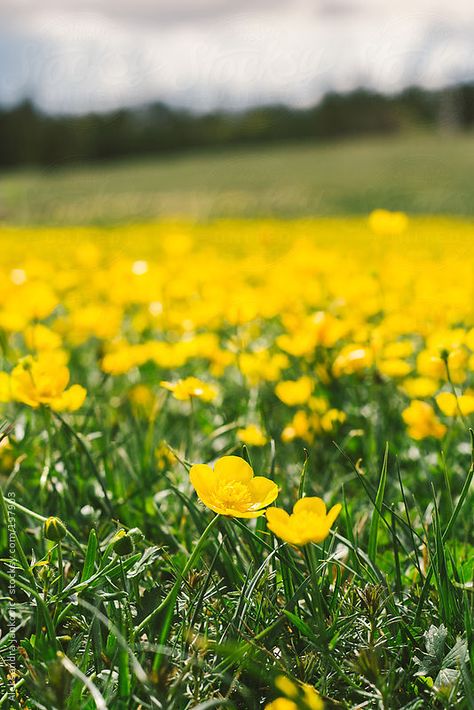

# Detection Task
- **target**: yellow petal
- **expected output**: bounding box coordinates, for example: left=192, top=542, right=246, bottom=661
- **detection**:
left=435, top=392, right=457, bottom=416
left=189, top=463, right=216, bottom=501
left=327, top=503, right=342, bottom=527
left=54, top=384, right=87, bottom=412
left=293, top=497, right=326, bottom=517
left=248, top=476, right=279, bottom=509
left=266, top=507, right=291, bottom=537
left=214, top=455, right=253, bottom=483
left=223, top=507, right=266, bottom=519
left=305, top=520, right=331, bottom=543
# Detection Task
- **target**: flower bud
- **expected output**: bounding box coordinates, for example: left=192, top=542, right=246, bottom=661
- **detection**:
left=44, top=516, right=67, bottom=542
left=112, top=529, right=134, bottom=556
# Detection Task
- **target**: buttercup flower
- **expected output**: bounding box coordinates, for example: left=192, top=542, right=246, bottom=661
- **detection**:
left=400, top=377, right=438, bottom=399
left=160, top=376, right=218, bottom=402
left=368, top=209, right=408, bottom=236
left=266, top=497, right=341, bottom=546
left=0, top=372, right=11, bottom=403
left=436, top=391, right=474, bottom=417
left=9, top=355, right=86, bottom=412
left=402, top=400, right=446, bottom=440
left=237, top=424, right=268, bottom=447
left=189, top=455, right=278, bottom=518
left=275, top=377, right=313, bottom=406
left=333, top=344, right=373, bottom=377
left=265, top=676, right=323, bottom=710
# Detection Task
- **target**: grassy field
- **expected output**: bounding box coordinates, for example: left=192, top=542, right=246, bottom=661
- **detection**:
left=0, top=218, right=473, bottom=708
left=1, top=132, right=474, bottom=225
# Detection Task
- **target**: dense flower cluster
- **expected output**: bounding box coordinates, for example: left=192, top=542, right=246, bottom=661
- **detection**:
left=1, top=216, right=473, bottom=443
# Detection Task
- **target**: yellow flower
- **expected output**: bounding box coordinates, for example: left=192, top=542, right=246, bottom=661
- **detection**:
left=239, top=350, right=289, bottom=386
left=266, top=677, right=324, bottom=710
left=402, top=400, right=446, bottom=440
left=333, top=344, right=373, bottom=377
left=265, top=700, right=297, bottom=710
left=155, top=441, right=177, bottom=471
left=189, top=455, right=278, bottom=518
left=436, top=391, right=474, bottom=417
left=281, top=410, right=320, bottom=444
left=0, top=372, right=11, bottom=403
left=266, top=497, right=341, bottom=546
left=320, top=408, right=346, bottom=432
left=275, top=377, right=313, bottom=406
left=378, top=358, right=411, bottom=378
left=10, top=355, right=86, bottom=411
left=24, top=324, right=62, bottom=352
left=237, top=424, right=268, bottom=447
left=368, top=209, right=408, bottom=236
left=400, top=377, right=439, bottom=399
left=160, top=376, right=218, bottom=402
left=416, top=350, right=445, bottom=380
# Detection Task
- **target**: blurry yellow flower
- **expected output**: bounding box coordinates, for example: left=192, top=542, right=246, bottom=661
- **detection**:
left=10, top=355, right=86, bottom=411
left=67, top=304, right=122, bottom=344
left=417, top=348, right=466, bottom=384
left=237, top=424, right=268, bottom=447
left=416, top=350, right=445, bottom=380
left=155, top=441, right=177, bottom=471
left=276, top=331, right=317, bottom=358
left=309, top=396, right=329, bottom=414
left=189, top=455, right=278, bottom=518
left=281, top=410, right=316, bottom=444
left=274, top=676, right=299, bottom=698
left=160, top=377, right=218, bottom=402
left=402, top=400, right=446, bottom=440
left=266, top=497, right=341, bottom=546
left=320, top=408, right=346, bottom=432
left=265, top=700, right=297, bottom=710
left=383, top=340, right=414, bottom=359
left=446, top=348, right=468, bottom=382
left=275, top=377, right=313, bottom=406
left=401, top=377, right=439, bottom=399
left=0, top=436, right=14, bottom=472
left=368, top=209, right=408, bottom=236
left=436, top=391, right=474, bottom=417
left=24, top=324, right=62, bottom=352
left=466, top=328, right=474, bottom=352
left=239, top=351, right=289, bottom=386
left=265, top=676, right=323, bottom=709
left=0, top=372, right=11, bottom=403
left=378, top=358, right=411, bottom=378
left=333, top=344, right=373, bottom=377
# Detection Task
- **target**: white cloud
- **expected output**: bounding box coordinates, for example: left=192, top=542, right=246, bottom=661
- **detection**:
left=1, top=0, right=474, bottom=113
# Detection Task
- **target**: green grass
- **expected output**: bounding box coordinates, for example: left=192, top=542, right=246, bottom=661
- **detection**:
left=1, top=385, right=473, bottom=708
left=1, top=132, right=474, bottom=225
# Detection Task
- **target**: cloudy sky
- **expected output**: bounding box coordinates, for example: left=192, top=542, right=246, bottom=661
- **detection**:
left=1, top=0, right=474, bottom=114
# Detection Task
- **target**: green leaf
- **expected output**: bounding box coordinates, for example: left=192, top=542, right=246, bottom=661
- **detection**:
left=368, top=443, right=388, bottom=563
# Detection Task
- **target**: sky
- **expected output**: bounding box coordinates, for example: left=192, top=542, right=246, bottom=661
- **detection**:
left=1, top=0, right=474, bottom=114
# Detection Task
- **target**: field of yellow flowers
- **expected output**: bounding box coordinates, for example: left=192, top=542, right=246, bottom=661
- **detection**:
left=0, top=213, right=473, bottom=709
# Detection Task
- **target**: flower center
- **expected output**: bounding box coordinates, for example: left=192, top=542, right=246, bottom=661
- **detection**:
left=216, top=481, right=252, bottom=511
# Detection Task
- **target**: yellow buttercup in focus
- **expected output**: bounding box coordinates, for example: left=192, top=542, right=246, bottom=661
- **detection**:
left=189, top=455, right=278, bottom=518
left=266, top=497, right=341, bottom=546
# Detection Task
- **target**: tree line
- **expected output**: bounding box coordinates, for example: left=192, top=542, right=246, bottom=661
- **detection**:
left=1, top=84, right=474, bottom=168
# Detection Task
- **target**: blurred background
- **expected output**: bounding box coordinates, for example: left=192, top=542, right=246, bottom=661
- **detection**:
left=1, top=0, right=473, bottom=224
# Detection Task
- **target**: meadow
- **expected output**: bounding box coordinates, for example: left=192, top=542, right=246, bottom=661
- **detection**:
left=1, top=133, right=474, bottom=225
left=1, top=112, right=474, bottom=710
left=0, top=210, right=473, bottom=710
